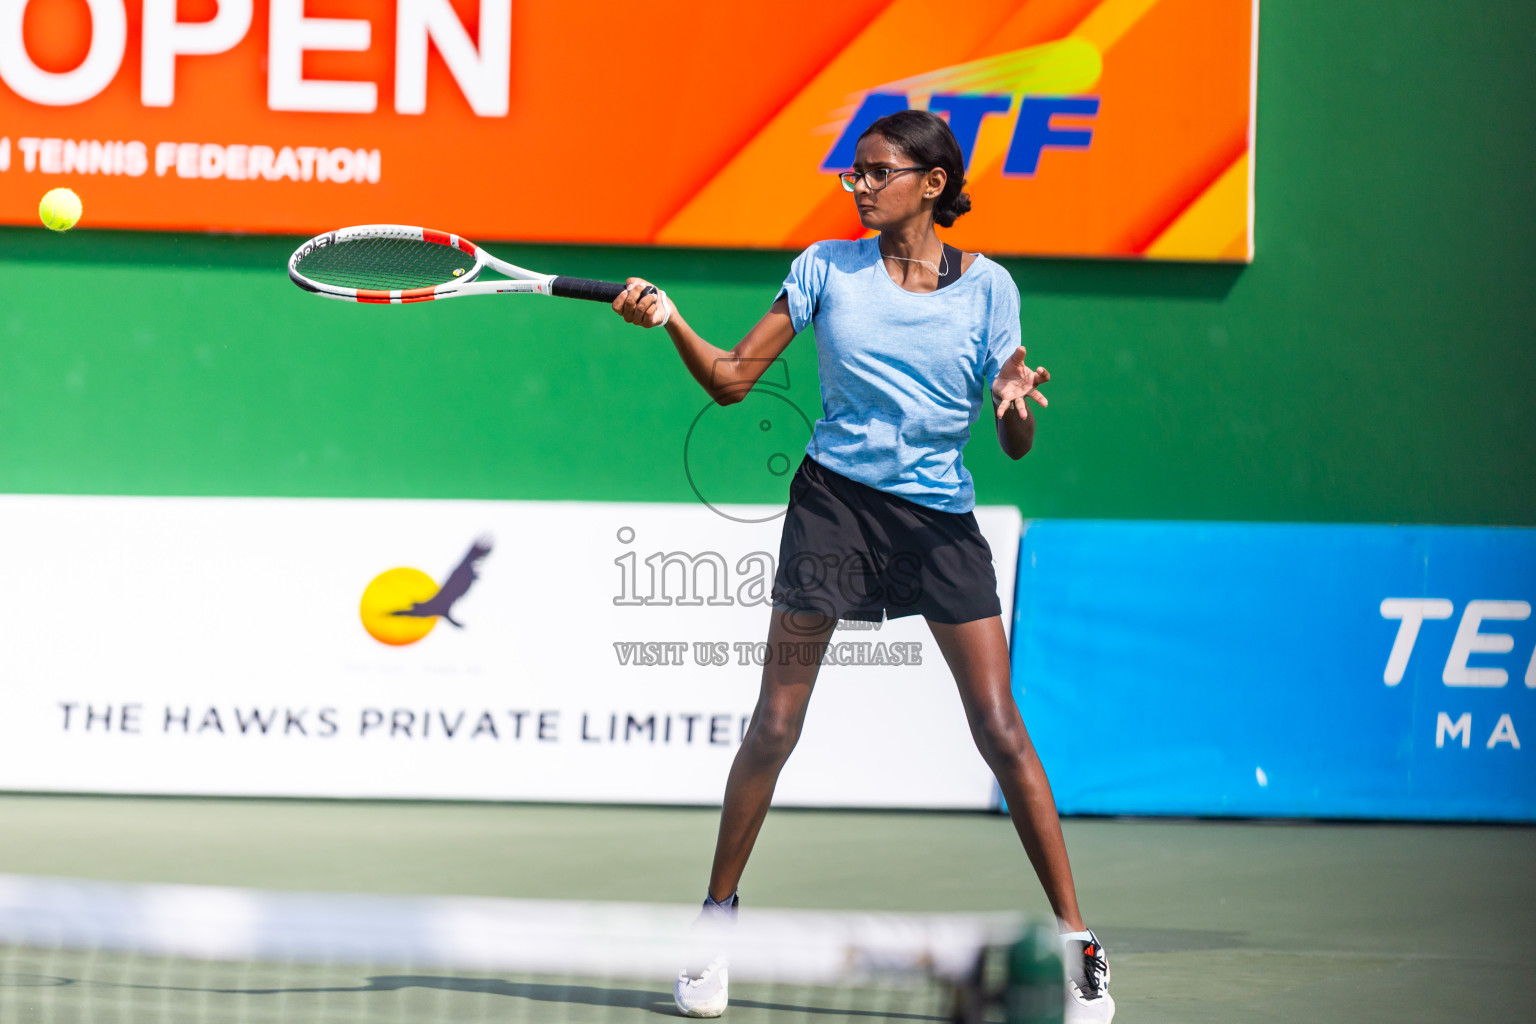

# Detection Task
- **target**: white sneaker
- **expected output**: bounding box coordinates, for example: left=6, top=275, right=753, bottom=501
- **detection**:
left=674, top=894, right=737, bottom=1018
left=674, top=956, right=729, bottom=1017
left=1063, top=930, right=1114, bottom=1023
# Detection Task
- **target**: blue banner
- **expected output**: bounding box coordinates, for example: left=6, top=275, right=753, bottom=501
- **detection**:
left=1011, top=522, right=1536, bottom=821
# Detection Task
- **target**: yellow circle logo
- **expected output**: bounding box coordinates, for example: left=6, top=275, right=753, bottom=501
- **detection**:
left=359, top=567, right=440, bottom=646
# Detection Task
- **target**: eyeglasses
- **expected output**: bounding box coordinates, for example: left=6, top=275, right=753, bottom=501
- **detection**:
left=837, top=166, right=929, bottom=192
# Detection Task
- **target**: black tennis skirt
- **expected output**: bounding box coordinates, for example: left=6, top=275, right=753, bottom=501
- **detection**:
left=770, top=455, right=1003, bottom=625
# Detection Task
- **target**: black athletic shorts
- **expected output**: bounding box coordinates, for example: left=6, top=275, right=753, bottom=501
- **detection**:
left=770, top=455, right=1003, bottom=626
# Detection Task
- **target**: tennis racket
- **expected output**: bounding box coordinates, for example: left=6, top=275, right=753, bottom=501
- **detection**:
left=287, top=224, right=654, bottom=305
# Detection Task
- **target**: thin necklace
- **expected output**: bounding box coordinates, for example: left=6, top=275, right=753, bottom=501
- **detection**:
left=881, top=243, right=948, bottom=277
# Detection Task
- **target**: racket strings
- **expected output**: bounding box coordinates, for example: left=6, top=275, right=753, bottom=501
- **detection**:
left=296, top=236, right=476, bottom=291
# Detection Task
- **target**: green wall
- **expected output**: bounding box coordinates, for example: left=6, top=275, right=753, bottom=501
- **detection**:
left=1, top=2, right=1531, bottom=524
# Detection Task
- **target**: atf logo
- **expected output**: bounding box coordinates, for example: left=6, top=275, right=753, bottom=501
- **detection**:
left=359, top=537, right=493, bottom=646
left=821, top=37, right=1103, bottom=177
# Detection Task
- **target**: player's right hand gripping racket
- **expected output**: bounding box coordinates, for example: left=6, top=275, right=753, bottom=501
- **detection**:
left=288, top=224, right=654, bottom=305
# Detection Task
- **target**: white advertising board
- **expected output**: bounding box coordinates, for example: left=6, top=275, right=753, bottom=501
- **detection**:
left=0, top=496, right=1020, bottom=808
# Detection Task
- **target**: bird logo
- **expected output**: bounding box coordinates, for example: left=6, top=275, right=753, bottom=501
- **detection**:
left=359, top=536, right=493, bottom=646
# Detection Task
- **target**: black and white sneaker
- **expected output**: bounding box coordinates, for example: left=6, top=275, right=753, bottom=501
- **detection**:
left=1062, top=930, right=1114, bottom=1023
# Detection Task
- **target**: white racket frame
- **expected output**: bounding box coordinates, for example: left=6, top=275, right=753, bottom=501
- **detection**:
left=288, top=224, right=556, bottom=304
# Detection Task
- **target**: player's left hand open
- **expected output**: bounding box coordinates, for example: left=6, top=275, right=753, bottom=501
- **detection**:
left=991, top=347, right=1050, bottom=419
left=613, top=278, right=672, bottom=328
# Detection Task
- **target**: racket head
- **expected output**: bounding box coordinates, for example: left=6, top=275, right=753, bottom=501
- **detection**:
left=288, top=225, right=486, bottom=303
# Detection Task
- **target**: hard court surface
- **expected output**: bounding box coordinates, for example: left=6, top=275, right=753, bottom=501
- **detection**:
left=0, top=796, right=1530, bottom=1022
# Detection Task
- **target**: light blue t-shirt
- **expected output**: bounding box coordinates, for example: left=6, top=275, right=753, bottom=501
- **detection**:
left=780, top=237, right=1022, bottom=514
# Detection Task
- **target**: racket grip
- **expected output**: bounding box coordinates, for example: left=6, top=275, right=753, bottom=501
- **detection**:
left=550, top=277, right=657, bottom=303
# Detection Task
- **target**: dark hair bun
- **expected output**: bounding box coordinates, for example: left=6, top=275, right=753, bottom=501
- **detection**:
left=934, top=187, right=972, bottom=228
left=859, top=109, right=973, bottom=227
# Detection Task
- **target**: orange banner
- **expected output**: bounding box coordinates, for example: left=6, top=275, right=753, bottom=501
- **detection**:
left=0, top=0, right=1255, bottom=260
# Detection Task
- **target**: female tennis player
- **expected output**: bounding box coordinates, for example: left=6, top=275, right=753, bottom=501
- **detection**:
left=612, top=109, right=1112, bottom=1024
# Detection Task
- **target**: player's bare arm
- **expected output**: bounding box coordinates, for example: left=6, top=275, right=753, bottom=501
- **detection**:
left=992, top=346, right=1049, bottom=460
left=612, top=282, right=797, bottom=406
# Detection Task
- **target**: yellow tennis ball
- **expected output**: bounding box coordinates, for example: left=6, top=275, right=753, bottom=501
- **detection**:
left=39, top=187, right=83, bottom=232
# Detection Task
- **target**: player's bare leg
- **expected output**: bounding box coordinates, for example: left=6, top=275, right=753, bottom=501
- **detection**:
left=925, top=615, right=1085, bottom=930
left=676, top=609, right=835, bottom=1017
left=706, top=608, right=837, bottom=901
left=927, top=615, right=1113, bottom=1020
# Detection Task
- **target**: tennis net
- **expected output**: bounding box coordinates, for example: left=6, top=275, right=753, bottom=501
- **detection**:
left=0, top=873, right=1066, bottom=1024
